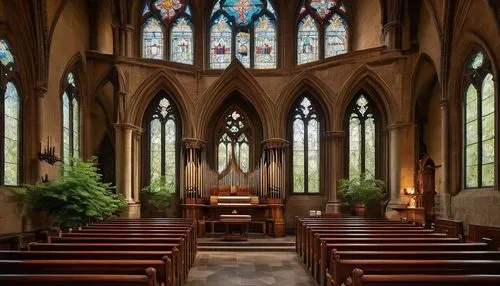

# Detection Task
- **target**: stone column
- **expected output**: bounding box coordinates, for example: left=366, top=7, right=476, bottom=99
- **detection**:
left=132, top=129, right=143, bottom=203
left=324, top=130, right=344, bottom=215
left=115, top=123, right=142, bottom=218
left=437, top=99, right=451, bottom=218
left=35, top=85, right=47, bottom=182
left=386, top=125, right=405, bottom=219
left=123, top=25, right=134, bottom=57
left=382, top=22, right=402, bottom=50
left=183, top=138, right=205, bottom=202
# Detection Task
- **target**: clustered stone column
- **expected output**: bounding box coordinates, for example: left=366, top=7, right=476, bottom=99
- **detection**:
left=324, top=130, right=344, bottom=215
left=438, top=99, right=451, bottom=218
left=115, top=123, right=142, bottom=218
left=385, top=124, right=405, bottom=219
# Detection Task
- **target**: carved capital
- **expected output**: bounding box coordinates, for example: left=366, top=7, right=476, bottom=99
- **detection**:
left=35, top=84, right=48, bottom=98
left=183, top=138, right=206, bottom=149
left=262, top=138, right=289, bottom=149
left=439, top=99, right=449, bottom=109
left=114, top=123, right=143, bottom=133
left=386, top=122, right=417, bottom=131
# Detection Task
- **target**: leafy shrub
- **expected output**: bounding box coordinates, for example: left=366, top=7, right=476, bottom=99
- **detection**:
left=141, top=177, right=175, bottom=210
left=25, top=158, right=126, bottom=229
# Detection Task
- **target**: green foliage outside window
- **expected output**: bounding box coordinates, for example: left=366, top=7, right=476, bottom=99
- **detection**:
left=141, top=176, right=175, bottom=211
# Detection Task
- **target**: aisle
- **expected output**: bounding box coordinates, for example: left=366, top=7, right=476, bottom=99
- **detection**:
left=185, top=251, right=316, bottom=286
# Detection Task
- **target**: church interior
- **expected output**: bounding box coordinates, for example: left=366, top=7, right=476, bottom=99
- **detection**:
left=0, top=0, right=500, bottom=285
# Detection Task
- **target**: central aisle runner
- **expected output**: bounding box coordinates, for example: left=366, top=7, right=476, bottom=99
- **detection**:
left=186, top=251, right=315, bottom=286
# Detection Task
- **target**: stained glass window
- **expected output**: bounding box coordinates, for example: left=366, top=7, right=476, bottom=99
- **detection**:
left=141, top=1, right=193, bottom=64
left=325, top=14, right=347, bottom=58
left=217, top=110, right=251, bottom=173
left=149, top=97, right=178, bottom=187
left=347, top=94, right=377, bottom=179
left=62, top=72, right=79, bottom=165
left=297, top=15, right=319, bottom=65
left=209, top=0, right=277, bottom=69
left=464, top=51, right=496, bottom=188
left=0, top=39, right=20, bottom=186
left=170, top=17, right=193, bottom=64
left=142, top=18, right=165, bottom=59
left=297, top=0, right=348, bottom=64
left=254, top=15, right=277, bottom=69
left=291, top=97, right=321, bottom=193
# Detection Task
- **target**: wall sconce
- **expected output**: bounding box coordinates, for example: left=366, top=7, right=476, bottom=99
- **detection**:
left=405, top=187, right=416, bottom=208
left=38, top=136, right=60, bottom=165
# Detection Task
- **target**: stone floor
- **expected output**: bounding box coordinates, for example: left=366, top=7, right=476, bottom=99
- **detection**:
left=186, top=251, right=316, bottom=286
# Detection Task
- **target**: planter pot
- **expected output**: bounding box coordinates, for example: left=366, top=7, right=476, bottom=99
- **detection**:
left=354, top=203, right=367, bottom=216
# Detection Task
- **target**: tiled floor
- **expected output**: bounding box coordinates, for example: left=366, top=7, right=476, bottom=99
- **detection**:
left=186, top=251, right=316, bottom=286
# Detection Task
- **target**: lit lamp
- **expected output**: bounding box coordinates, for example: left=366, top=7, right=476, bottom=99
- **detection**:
left=405, top=187, right=416, bottom=208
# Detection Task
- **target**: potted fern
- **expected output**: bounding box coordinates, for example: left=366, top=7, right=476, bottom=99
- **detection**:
left=141, top=177, right=175, bottom=216
left=338, top=175, right=386, bottom=216
left=24, top=158, right=126, bottom=230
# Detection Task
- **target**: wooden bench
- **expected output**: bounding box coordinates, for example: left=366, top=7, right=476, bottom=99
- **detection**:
left=0, top=271, right=158, bottom=286
left=351, top=269, right=500, bottom=286
left=331, top=259, right=500, bottom=286
left=0, top=260, right=170, bottom=286
left=318, top=242, right=489, bottom=286
left=468, top=224, right=500, bottom=250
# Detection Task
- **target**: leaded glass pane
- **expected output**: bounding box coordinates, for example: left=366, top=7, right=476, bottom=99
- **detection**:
left=0, top=39, right=14, bottom=66
left=482, top=138, right=494, bottom=164
left=154, top=0, right=183, bottom=20
left=470, top=52, right=484, bottom=69
left=293, top=119, right=305, bottom=193
left=218, top=142, right=227, bottom=173
left=297, top=15, right=319, bottom=65
left=465, top=85, right=478, bottom=123
left=466, top=143, right=478, bottom=167
left=210, top=15, right=232, bottom=69
left=236, top=31, right=251, bottom=68
left=170, top=17, right=193, bottom=64
left=482, top=163, right=495, bottom=186
left=142, top=18, right=164, bottom=60
left=325, top=14, right=347, bottom=57
left=150, top=119, right=162, bottom=181
left=465, top=120, right=478, bottom=145
left=465, top=165, right=478, bottom=188
left=72, top=99, right=79, bottom=158
left=482, top=113, right=495, bottom=141
left=3, top=82, right=18, bottom=185
left=365, top=117, right=376, bottom=178
left=349, top=116, right=361, bottom=179
left=165, top=119, right=176, bottom=186
left=240, top=141, right=249, bottom=173
left=62, top=93, right=70, bottom=163
left=310, top=0, right=336, bottom=19
left=221, top=0, right=264, bottom=26
left=254, top=15, right=276, bottom=69
left=307, top=119, right=320, bottom=193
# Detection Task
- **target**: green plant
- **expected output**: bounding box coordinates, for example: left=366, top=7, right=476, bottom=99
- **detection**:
left=24, top=158, right=126, bottom=229
left=141, top=177, right=175, bottom=210
left=338, top=175, right=386, bottom=208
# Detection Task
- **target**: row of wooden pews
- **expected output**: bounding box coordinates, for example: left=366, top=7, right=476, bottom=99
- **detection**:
left=296, top=217, right=500, bottom=286
left=0, top=218, right=197, bottom=286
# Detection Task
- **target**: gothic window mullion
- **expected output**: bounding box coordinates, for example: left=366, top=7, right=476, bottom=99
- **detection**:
left=0, top=86, right=5, bottom=185
left=360, top=114, right=366, bottom=175
left=304, top=117, right=309, bottom=193
left=69, top=96, right=74, bottom=159
left=161, top=121, right=166, bottom=177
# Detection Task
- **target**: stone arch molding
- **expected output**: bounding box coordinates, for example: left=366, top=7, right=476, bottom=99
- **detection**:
left=410, top=53, right=441, bottom=123
left=197, top=60, right=274, bottom=139
left=276, top=72, right=334, bottom=138
left=334, top=65, right=397, bottom=129
left=129, top=69, right=194, bottom=138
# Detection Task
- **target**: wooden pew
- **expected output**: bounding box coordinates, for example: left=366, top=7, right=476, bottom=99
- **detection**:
left=0, top=250, right=181, bottom=286
left=331, top=259, right=500, bottom=286
left=307, top=233, right=448, bottom=274
left=0, top=259, right=172, bottom=286
left=318, top=242, right=489, bottom=286
left=29, top=243, right=185, bottom=286
left=351, top=269, right=500, bottom=286
left=468, top=224, right=500, bottom=250
left=0, top=270, right=158, bottom=286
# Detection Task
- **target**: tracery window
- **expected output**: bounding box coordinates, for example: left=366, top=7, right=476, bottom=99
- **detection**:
left=217, top=109, right=251, bottom=173
left=291, top=97, right=321, bottom=193
left=463, top=51, right=496, bottom=188
left=141, top=0, right=193, bottom=64
left=62, top=72, right=80, bottom=165
left=0, top=39, right=20, bottom=185
left=297, top=0, right=348, bottom=65
left=347, top=94, right=377, bottom=179
left=209, top=0, right=277, bottom=69
left=148, top=97, right=179, bottom=186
